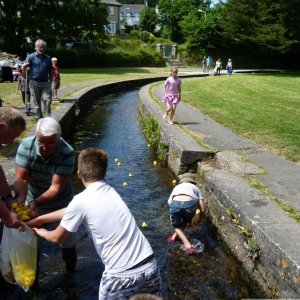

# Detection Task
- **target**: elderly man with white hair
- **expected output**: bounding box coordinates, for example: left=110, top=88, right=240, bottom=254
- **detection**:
left=13, top=117, right=77, bottom=276
left=22, top=39, right=53, bottom=119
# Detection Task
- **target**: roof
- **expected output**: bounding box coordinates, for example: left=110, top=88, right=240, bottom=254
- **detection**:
left=101, top=0, right=122, bottom=6
left=121, top=4, right=145, bottom=12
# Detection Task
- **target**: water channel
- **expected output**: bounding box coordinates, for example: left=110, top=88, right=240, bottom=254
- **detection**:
left=3, top=89, right=259, bottom=299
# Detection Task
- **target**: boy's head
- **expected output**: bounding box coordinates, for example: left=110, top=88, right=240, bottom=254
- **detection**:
left=0, top=107, right=26, bottom=145
left=178, top=172, right=197, bottom=185
left=51, top=57, right=58, bottom=64
left=78, top=147, right=108, bottom=182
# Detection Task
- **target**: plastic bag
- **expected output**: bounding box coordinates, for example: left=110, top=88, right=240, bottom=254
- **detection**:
left=0, top=224, right=37, bottom=291
left=0, top=225, right=16, bottom=284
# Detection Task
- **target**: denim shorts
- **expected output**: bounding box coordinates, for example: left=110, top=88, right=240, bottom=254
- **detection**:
left=170, top=200, right=197, bottom=228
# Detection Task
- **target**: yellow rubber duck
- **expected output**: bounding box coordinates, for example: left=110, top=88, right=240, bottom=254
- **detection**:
left=141, top=222, right=148, bottom=229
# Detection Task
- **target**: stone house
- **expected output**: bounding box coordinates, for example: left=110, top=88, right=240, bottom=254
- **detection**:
left=101, top=0, right=123, bottom=35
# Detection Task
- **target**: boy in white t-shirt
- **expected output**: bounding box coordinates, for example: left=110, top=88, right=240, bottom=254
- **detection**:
left=29, top=147, right=161, bottom=299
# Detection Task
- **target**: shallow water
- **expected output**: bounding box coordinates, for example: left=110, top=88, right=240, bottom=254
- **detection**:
left=1, top=89, right=259, bottom=299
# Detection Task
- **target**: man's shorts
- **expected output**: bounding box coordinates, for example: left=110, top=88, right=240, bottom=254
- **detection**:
left=170, top=200, right=197, bottom=228
left=52, top=79, right=60, bottom=89
left=99, top=258, right=161, bottom=299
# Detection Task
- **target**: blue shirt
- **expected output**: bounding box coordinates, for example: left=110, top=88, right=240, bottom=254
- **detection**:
left=27, top=52, right=52, bottom=82
left=16, top=136, right=76, bottom=212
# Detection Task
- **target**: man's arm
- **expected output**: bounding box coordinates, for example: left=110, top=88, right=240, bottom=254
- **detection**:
left=0, top=165, right=24, bottom=229
left=34, top=174, right=69, bottom=206
left=33, top=224, right=69, bottom=244
left=13, top=166, right=29, bottom=204
left=0, top=201, right=24, bottom=229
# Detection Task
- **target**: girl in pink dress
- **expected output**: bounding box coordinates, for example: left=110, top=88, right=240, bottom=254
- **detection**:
left=162, top=67, right=182, bottom=124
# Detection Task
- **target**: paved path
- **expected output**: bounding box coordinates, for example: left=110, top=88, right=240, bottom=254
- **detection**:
left=152, top=82, right=300, bottom=214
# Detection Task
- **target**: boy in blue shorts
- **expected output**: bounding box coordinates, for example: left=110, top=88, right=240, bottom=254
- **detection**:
left=167, top=172, right=205, bottom=255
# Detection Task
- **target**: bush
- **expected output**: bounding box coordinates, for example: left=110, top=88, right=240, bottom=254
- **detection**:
left=129, top=30, right=140, bottom=40
left=48, top=38, right=165, bottom=68
left=125, top=25, right=134, bottom=34
left=140, top=31, right=151, bottom=43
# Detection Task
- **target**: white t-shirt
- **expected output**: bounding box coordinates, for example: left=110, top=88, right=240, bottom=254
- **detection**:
left=168, top=182, right=202, bottom=205
left=60, top=181, right=153, bottom=273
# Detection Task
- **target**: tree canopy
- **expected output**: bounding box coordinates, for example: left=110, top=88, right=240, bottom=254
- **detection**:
left=1, top=0, right=299, bottom=67
left=139, top=7, right=159, bottom=33
left=0, top=0, right=108, bottom=53
left=157, top=0, right=300, bottom=65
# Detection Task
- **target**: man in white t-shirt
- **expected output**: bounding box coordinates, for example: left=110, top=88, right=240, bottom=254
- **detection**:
left=28, top=147, right=161, bottom=299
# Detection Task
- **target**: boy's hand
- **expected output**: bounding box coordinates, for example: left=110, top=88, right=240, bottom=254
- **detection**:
left=27, top=215, right=43, bottom=228
left=33, top=227, right=48, bottom=238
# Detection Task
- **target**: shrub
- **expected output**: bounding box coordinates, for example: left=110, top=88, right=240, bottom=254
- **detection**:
left=49, top=38, right=165, bottom=68
left=129, top=30, right=140, bottom=40
left=140, top=31, right=151, bottom=43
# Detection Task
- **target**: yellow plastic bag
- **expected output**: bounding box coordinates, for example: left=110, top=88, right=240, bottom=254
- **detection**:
left=0, top=224, right=37, bottom=291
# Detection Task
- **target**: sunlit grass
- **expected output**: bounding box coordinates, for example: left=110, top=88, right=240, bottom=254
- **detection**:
left=182, top=73, right=300, bottom=162
left=1, top=69, right=299, bottom=162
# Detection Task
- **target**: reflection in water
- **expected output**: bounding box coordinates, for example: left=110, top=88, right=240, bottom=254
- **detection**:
left=2, top=90, right=258, bottom=299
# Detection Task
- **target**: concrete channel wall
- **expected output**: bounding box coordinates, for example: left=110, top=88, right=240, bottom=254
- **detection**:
left=137, top=83, right=300, bottom=298
left=2, top=75, right=300, bottom=299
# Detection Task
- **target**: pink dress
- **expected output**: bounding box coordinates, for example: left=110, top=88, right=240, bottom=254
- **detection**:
left=162, top=76, right=181, bottom=105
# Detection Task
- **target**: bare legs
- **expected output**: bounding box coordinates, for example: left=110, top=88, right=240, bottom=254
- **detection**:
left=163, top=104, right=177, bottom=124
left=169, top=223, right=192, bottom=249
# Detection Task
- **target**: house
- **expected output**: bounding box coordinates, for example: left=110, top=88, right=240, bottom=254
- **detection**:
left=120, top=4, right=145, bottom=30
left=101, top=0, right=123, bottom=35
left=100, top=1, right=145, bottom=35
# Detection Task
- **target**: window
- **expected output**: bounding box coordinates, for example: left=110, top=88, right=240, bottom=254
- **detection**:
left=105, top=22, right=116, bottom=34
left=108, top=6, right=114, bottom=15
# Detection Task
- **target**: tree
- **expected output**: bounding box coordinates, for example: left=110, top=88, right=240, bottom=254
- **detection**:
left=219, top=0, right=289, bottom=54
left=0, top=0, right=29, bottom=53
left=139, top=7, right=159, bottom=33
left=158, top=0, right=211, bottom=43
left=0, top=0, right=108, bottom=53
left=180, top=5, right=224, bottom=54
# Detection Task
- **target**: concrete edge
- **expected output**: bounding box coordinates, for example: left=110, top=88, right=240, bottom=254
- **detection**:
left=138, top=82, right=300, bottom=298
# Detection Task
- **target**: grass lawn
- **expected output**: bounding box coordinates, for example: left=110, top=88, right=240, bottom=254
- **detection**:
left=0, top=67, right=171, bottom=107
left=182, top=73, right=300, bottom=162
left=1, top=68, right=299, bottom=162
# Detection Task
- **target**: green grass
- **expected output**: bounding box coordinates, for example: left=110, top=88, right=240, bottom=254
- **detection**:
left=0, top=67, right=170, bottom=107
left=182, top=73, right=300, bottom=162
left=1, top=68, right=300, bottom=162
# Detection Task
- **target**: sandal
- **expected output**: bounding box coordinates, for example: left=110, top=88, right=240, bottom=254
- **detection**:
left=167, top=235, right=176, bottom=244
left=185, top=246, right=197, bottom=255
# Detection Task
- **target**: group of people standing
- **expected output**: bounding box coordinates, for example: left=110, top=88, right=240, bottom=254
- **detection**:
left=202, top=56, right=233, bottom=76
left=15, top=39, right=61, bottom=117
left=0, top=110, right=162, bottom=299
left=0, top=51, right=206, bottom=299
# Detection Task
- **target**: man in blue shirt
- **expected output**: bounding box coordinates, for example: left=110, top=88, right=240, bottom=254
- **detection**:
left=22, top=39, right=53, bottom=119
left=13, top=117, right=77, bottom=275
